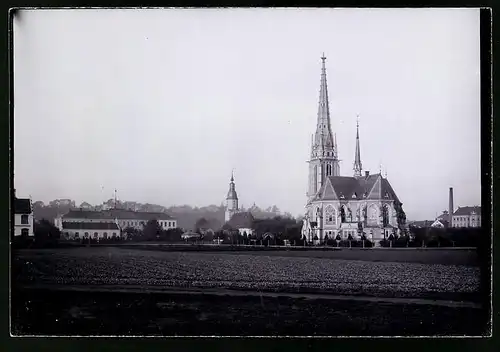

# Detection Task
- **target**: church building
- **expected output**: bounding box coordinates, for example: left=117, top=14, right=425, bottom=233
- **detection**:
left=224, top=172, right=256, bottom=237
left=301, top=55, right=406, bottom=245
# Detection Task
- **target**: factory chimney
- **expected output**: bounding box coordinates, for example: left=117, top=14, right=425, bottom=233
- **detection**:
left=449, top=187, right=454, bottom=227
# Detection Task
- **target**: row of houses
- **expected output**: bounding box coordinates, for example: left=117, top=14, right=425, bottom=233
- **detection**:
left=54, top=209, right=177, bottom=240
left=12, top=191, right=178, bottom=239
left=409, top=206, right=482, bottom=229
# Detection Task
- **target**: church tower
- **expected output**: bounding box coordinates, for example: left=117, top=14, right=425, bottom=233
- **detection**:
left=353, top=115, right=363, bottom=177
left=225, top=171, right=239, bottom=222
left=307, top=55, right=340, bottom=201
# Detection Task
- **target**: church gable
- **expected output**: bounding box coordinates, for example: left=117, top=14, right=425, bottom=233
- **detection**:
left=329, top=176, right=359, bottom=200
left=367, top=175, right=382, bottom=199
left=381, top=178, right=401, bottom=203
left=321, top=178, right=338, bottom=200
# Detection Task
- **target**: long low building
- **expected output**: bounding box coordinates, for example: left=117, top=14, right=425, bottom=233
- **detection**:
left=61, top=221, right=121, bottom=240
left=55, top=208, right=177, bottom=234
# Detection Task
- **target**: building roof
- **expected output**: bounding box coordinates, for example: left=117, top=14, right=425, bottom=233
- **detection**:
left=312, top=174, right=401, bottom=203
left=431, top=219, right=449, bottom=228
left=62, top=221, right=120, bottom=230
left=408, top=220, right=434, bottom=228
left=453, top=206, right=481, bottom=216
left=63, top=209, right=174, bottom=221
left=14, top=198, right=32, bottom=214
left=436, top=212, right=450, bottom=221
left=227, top=212, right=255, bottom=229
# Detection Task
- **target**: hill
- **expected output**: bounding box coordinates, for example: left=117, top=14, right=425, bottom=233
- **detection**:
left=31, top=199, right=292, bottom=231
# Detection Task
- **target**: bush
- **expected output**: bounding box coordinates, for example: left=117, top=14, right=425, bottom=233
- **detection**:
left=363, top=240, right=374, bottom=248
left=393, top=238, right=409, bottom=247
left=379, top=239, right=390, bottom=248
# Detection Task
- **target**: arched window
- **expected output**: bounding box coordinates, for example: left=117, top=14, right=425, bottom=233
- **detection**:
left=93, top=232, right=98, bottom=238
left=340, top=207, right=346, bottom=223
left=84, top=232, right=89, bottom=237
left=325, top=205, right=335, bottom=225
left=21, top=215, right=29, bottom=224
left=103, top=232, right=108, bottom=239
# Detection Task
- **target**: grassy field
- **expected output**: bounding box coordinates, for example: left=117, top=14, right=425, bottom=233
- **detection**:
left=10, top=247, right=488, bottom=336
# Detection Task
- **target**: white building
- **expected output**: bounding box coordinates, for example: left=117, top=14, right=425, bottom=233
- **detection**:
left=451, top=206, right=481, bottom=228
left=57, top=208, right=177, bottom=233
left=13, top=195, right=34, bottom=237
left=61, top=221, right=121, bottom=240
left=301, top=56, right=406, bottom=245
left=225, top=211, right=256, bottom=237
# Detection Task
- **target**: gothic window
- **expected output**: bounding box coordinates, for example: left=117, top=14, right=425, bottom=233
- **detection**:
left=325, top=205, right=335, bottom=225
left=326, top=164, right=332, bottom=176
left=340, top=207, right=346, bottom=223
left=368, top=205, right=379, bottom=220
left=382, top=205, right=389, bottom=227
left=347, top=208, right=353, bottom=222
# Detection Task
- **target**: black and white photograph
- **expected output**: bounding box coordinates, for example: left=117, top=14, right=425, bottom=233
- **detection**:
left=10, top=7, right=491, bottom=337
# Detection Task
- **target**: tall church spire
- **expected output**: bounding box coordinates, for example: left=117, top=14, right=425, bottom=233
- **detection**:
left=307, top=55, right=340, bottom=201
left=314, top=54, right=334, bottom=149
left=353, top=115, right=362, bottom=177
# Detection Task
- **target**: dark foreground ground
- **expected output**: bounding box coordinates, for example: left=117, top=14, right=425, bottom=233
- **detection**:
left=11, top=287, right=488, bottom=336
left=11, top=247, right=490, bottom=336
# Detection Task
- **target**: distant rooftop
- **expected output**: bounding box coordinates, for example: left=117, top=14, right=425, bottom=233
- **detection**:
left=453, top=206, right=481, bottom=216
left=62, top=221, right=120, bottom=230
left=63, top=209, right=174, bottom=220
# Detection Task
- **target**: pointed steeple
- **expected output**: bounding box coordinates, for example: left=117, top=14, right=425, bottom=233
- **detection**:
left=227, top=172, right=237, bottom=200
left=353, top=115, right=362, bottom=177
left=225, top=171, right=238, bottom=222
left=314, top=54, right=334, bottom=149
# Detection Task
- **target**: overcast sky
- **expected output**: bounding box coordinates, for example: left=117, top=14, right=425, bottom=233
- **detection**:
left=14, top=8, right=481, bottom=219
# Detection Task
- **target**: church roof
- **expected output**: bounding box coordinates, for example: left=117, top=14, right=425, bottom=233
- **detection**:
left=227, top=212, right=255, bottom=229
left=312, top=174, right=401, bottom=203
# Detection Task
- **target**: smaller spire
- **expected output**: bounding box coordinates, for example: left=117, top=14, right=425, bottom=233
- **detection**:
left=353, top=115, right=362, bottom=177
